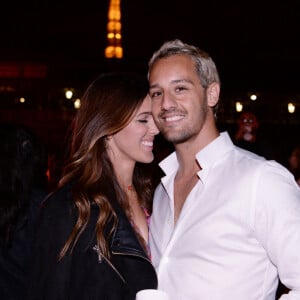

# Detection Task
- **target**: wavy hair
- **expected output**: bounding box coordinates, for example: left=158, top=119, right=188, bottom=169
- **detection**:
left=59, top=72, right=154, bottom=259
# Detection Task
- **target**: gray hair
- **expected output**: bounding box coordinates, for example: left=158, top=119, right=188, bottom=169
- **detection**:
left=148, top=39, right=221, bottom=89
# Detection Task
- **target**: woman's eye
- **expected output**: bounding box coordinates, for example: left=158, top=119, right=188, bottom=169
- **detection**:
left=138, top=119, right=148, bottom=123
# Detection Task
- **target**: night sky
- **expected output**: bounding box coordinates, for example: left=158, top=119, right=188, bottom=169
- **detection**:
left=1, top=0, right=299, bottom=92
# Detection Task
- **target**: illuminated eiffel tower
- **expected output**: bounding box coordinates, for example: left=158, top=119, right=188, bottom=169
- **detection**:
left=105, top=0, right=123, bottom=59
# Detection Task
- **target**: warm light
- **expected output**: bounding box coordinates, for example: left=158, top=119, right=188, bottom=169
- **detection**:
left=19, top=97, right=26, bottom=103
left=108, top=8, right=121, bottom=20
left=105, top=0, right=123, bottom=59
left=65, top=89, right=73, bottom=99
left=74, top=98, right=81, bottom=109
left=107, top=21, right=121, bottom=31
left=235, top=101, right=243, bottom=112
left=105, top=46, right=123, bottom=58
left=250, top=94, right=257, bottom=101
left=105, top=46, right=115, bottom=58
left=115, top=46, right=123, bottom=58
left=288, top=102, right=295, bottom=113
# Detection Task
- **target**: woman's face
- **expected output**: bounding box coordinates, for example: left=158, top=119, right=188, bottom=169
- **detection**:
left=107, top=95, right=159, bottom=165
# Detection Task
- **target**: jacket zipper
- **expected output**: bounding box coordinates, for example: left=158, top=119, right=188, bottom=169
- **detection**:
left=99, top=251, right=155, bottom=283
left=101, top=255, right=126, bottom=283
left=112, top=251, right=156, bottom=274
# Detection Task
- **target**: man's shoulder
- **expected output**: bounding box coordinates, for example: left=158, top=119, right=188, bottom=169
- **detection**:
left=231, top=145, right=294, bottom=181
left=233, top=144, right=266, bottom=161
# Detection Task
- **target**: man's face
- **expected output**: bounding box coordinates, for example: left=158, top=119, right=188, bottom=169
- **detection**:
left=148, top=54, right=211, bottom=144
left=237, top=112, right=259, bottom=134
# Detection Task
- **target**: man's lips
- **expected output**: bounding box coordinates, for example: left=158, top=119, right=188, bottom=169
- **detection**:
left=164, top=115, right=184, bottom=122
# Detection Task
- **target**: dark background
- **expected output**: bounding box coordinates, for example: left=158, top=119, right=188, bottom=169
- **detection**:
left=0, top=0, right=300, bottom=174
left=1, top=0, right=299, bottom=89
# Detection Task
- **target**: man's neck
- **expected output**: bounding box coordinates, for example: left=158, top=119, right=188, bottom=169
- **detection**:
left=174, top=128, right=220, bottom=172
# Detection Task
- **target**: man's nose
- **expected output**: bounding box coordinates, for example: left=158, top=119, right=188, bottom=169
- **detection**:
left=161, top=92, right=177, bottom=110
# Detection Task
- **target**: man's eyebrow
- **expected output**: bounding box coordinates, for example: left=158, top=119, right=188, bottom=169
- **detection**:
left=171, top=78, right=194, bottom=85
left=150, top=78, right=193, bottom=89
left=149, top=83, right=160, bottom=89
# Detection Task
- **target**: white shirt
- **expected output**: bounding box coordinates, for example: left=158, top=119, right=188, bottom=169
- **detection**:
left=150, top=132, right=300, bottom=300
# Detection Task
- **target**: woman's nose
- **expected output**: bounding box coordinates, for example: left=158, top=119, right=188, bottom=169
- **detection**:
left=149, top=118, right=159, bottom=135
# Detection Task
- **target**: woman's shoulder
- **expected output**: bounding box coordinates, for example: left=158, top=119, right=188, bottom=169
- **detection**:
left=41, top=182, right=75, bottom=218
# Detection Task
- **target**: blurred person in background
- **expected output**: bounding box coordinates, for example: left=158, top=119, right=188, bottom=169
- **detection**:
left=288, top=144, right=300, bottom=186
left=233, top=110, right=273, bottom=159
left=28, top=72, right=159, bottom=300
left=0, top=123, right=48, bottom=300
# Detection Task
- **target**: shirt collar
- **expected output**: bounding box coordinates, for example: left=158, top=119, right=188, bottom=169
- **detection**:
left=159, top=132, right=234, bottom=182
left=196, top=132, right=234, bottom=182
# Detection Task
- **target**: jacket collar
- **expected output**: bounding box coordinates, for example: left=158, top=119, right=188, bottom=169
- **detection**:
left=110, top=202, right=149, bottom=259
left=70, top=179, right=149, bottom=260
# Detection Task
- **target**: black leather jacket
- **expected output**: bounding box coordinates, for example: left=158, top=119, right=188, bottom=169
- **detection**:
left=28, top=183, right=157, bottom=300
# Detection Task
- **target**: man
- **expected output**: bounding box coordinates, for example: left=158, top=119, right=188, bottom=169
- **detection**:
left=234, top=110, right=273, bottom=159
left=148, top=39, right=300, bottom=300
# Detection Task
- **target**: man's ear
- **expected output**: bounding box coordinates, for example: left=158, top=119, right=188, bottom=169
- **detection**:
left=206, top=82, right=220, bottom=108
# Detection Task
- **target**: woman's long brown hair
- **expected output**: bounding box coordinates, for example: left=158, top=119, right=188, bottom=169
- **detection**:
left=58, top=72, right=154, bottom=260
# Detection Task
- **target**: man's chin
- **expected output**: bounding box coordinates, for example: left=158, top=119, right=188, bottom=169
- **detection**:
left=162, top=132, right=190, bottom=145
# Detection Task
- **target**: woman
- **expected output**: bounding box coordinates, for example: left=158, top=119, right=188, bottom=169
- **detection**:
left=29, top=72, right=159, bottom=299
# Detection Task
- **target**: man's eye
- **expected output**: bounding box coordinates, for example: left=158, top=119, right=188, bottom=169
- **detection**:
left=150, top=91, right=162, bottom=98
left=176, top=86, right=187, bottom=92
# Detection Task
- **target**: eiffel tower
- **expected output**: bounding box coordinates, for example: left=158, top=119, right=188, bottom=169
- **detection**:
left=105, top=0, right=123, bottom=59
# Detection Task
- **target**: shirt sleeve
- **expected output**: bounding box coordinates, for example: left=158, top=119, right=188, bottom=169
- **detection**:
left=254, top=161, right=300, bottom=299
